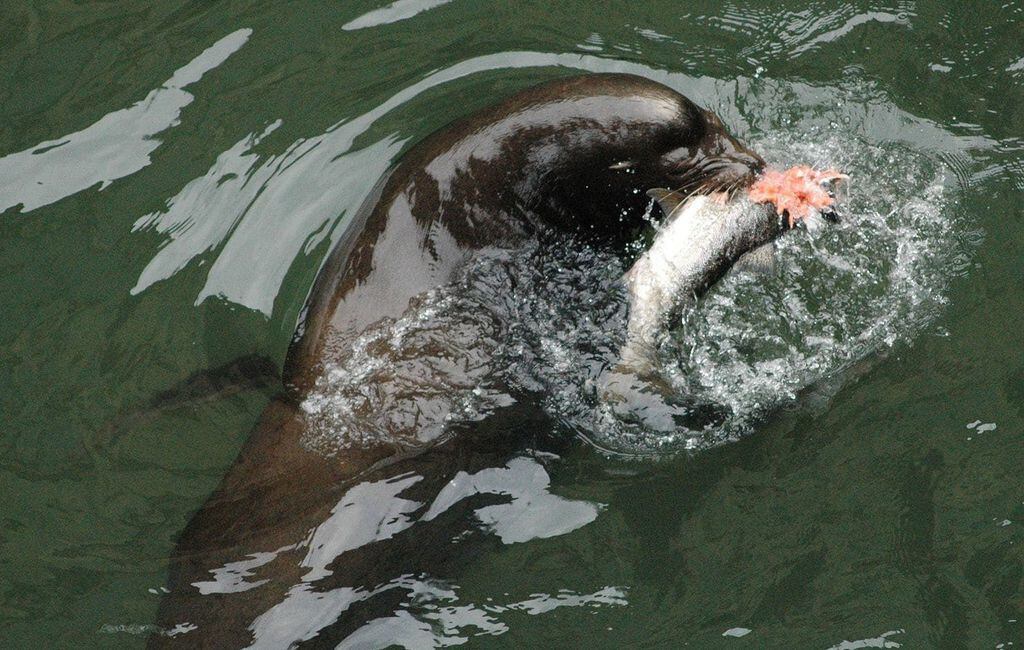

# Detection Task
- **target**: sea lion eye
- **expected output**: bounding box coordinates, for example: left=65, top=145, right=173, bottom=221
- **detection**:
left=661, top=147, right=701, bottom=176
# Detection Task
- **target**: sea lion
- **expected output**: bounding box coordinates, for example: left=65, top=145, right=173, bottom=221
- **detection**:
left=285, top=73, right=765, bottom=393
left=151, top=73, right=770, bottom=647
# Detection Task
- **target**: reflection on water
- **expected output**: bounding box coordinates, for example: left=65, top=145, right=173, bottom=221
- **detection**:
left=3, top=1, right=1024, bottom=647
left=131, top=120, right=403, bottom=312
left=131, top=119, right=284, bottom=295
left=338, top=586, right=627, bottom=648
left=165, top=456, right=613, bottom=647
left=0, top=29, right=251, bottom=214
left=342, top=0, right=456, bottom=31
left=692, top=4, right=915, bottom=59
left=193, top=474, right=424, bottom=596
left=423, top=457, right=602, bottom=544
left=826, top=628, right=905, bottom=650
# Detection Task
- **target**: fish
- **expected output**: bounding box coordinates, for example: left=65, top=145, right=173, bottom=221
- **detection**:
left=598, top=163, right=849, bottom=429
left=598, top=189, right=791, bottom=428
left=618, top=189, right=787, bottom=375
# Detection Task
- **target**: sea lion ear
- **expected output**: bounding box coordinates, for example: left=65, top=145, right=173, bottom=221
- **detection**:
left=646, top=188, right=685, bottom=218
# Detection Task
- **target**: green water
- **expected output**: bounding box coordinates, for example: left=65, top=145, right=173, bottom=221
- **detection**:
left=2, top=1, right=1023, bottom=647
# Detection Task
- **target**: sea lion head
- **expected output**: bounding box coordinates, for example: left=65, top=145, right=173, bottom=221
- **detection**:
left=605, top=104, right=766, bottom=206
left=536, top=75, right=766, bottom=235
left=655, top=107, right=766, bottom=197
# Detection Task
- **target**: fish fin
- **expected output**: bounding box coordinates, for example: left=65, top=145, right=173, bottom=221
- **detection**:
left=609, top=160, right=636, bottom=170
left=802, top=210, right=832, bottom=233
left=646, top=188, right=687, bottom=218
left=733, top=243, right=777, bottom=276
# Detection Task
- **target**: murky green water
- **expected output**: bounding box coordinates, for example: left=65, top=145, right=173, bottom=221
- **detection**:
left=2, top=1, right=1023, bottom=647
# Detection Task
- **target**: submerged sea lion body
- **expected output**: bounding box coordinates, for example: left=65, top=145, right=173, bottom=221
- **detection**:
left=152, top=73, right=769, bottom=647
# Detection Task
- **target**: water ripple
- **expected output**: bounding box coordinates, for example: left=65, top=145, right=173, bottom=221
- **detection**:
left=131, top=50, right=991, bottom=314
left=342, top=0, right=455, bottom=31
left=0, top=28, right=251, bottom=214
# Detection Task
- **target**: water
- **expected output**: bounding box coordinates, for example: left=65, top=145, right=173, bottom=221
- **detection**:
left=2, top=1, right=1023, bottom=647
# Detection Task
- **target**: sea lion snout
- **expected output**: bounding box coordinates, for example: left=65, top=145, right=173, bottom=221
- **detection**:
left=656, top=111, right=765, bottom=198
left=724, top=150, right=767, bottom=177
left=705, top=152, right=766, bottom=195
left=701, top=130, right=767, bottom=193
left=659, top=148, right=765, bottom=197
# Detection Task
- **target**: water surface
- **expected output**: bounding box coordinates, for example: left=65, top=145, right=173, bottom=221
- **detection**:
left=1, top=1, right=1023, bottom=647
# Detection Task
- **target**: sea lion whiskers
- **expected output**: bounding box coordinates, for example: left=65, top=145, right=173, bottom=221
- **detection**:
left=662, top=153, right=759, bottom=205
left=664, top=161, right=722, bottom=202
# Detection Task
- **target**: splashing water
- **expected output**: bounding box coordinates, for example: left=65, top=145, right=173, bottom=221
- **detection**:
left=301, top=130, right=970, bottom=456
left=660, top=132, right=966, bottom=444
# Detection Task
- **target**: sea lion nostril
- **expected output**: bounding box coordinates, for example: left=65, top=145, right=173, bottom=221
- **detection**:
left=733, top=152, right=765, bottom=172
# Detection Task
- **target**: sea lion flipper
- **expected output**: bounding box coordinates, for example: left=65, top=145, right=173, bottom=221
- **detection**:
left=95, top=354, right=281, bottom=456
